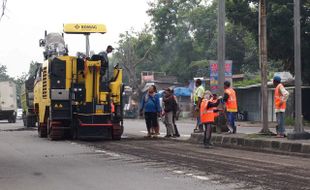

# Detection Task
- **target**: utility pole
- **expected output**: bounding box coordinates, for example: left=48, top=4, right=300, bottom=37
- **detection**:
left=259, top=0, right=270, bottom=134
left=294, top=0, right=302, bottom=133
left=288, top=0, right=310, bottom=139
left=218, top=0, right=225, bottom=95
left=85, top=34, right=90, bottom=57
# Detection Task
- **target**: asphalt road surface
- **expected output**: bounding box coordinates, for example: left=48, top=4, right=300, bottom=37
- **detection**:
left=1, top=120, right=310, bottom=190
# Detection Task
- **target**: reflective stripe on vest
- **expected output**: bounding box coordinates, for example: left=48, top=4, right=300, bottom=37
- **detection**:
left=225, top=88, right=238, bottom=112
left=200, top=100, right=215, bottom=123
left=274, top=83, right=286, bottom=112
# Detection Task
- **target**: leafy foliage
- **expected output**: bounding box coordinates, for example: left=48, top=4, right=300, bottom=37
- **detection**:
left=113, top=29, right=153, bottom=99
left=0, top=0, right=7, bottom=21
left=14, top=61, right=40, bottom=107
left=145, top=0, right=262, bottom=82
left=226, top=0, right=310, bottom=84
left=0, top=64, right=11, bottom=81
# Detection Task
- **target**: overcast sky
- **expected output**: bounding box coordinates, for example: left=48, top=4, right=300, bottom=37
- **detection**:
left=0, top=0, right=150, bottom=77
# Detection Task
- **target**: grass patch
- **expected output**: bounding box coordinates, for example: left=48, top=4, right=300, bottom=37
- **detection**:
left=234, top=75, right=261, bottom=87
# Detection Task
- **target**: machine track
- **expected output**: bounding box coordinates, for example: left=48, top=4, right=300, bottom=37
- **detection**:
left=48, top=120, right=65, bottom=140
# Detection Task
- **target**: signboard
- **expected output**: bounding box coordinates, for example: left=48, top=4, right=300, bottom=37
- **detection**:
left=142, top=75, right=154, bottom=82
left=209, top=60, right=233, bottom=93
left=63, top=23, right=107, bottom=34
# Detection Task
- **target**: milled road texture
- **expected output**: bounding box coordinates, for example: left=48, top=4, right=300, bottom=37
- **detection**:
left=84, top=137, right=310, bottom=190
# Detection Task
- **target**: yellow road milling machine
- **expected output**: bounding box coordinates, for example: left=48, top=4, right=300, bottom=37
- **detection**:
left=34, top=24, right=124, bottom=140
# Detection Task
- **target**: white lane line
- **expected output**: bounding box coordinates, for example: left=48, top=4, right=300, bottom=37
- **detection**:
left=173, top=170, right=185, bottom=174
left=95, top=149, right=121, bottom=157
left=105, top=152, right=121, bottom=157
left=140, top=131, right=190, bottom=138
left=95, top=150, right=107, bottom=153
left=172, top=170, right=210, bottom=181
left=181, top=135, right=191, bottom=137
left=192, top=175, right=210, bottom=181
left=140, top=131, right=165, bottom=137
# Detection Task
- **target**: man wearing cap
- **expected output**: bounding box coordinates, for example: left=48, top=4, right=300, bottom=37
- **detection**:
left=98, top=45, right=114, bottom=65
left=273, top=76, right=289, bottom=138
left=193, top=79, right=205, bottom=132
left=200, top=91, right=221, bottom=148
left=223, top=81, right=238, bottom=133
left=163, top=88, right=176, bottom=137
left=104, top=45, right=114, bottom=64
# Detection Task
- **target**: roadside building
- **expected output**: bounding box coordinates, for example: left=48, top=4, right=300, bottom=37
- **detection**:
left=235, top=84, right=310, bottom=122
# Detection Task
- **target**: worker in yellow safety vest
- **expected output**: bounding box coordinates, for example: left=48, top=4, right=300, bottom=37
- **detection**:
left=223, top=81, right=238, bottom=134
left=193, top=79, right=205, bottom=132
left=273, top=76, right=289, bottom=138
left=200, top=91, right=220, bottom=148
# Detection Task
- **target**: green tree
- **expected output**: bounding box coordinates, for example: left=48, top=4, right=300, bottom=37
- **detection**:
left=0, top=64, right=10, bottom=81
left=147, top=0, right=204, bottom=81
left=226, top=0, right=310, bottom=83
left=148, top=0, right=258, bottom=82
left=14, top=61, right=41, bottom=107
left=0, top=0, right=7, bottom=21
left=113, top=29, right=153, bottom=98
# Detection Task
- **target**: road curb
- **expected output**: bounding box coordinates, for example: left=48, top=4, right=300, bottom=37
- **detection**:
left=190, top=133, right=310, bottom=156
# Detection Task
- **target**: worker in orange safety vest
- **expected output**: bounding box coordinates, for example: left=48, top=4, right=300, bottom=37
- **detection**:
left=273, top=76, right=289, bottom=138
left=200, top=91, right=220, bottom=148
left=223, top=81, right=238, bottom=134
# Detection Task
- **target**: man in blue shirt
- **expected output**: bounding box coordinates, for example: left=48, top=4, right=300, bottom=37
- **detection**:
left=140, top=85, right=161, bottom=137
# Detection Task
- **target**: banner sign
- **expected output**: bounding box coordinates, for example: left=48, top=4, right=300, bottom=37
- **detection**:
left=209, top=60, right=233, bottom=93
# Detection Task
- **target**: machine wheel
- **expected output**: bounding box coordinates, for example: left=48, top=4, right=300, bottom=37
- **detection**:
left=47, top=118, right=63, bottom=140
left=70, top=121, right=78, bottom=140
left=23, top=117, right=26, bottom=127
left=26, top=116, right=36, bottom=128
left=8, top=115, right=16, bottom=123
left=71, top=127, right=77, bottom=140
left=26, top=116, right=31, bottom=127
left=112, top=123, right=123, bottom=140
left=38, top=123, right=47, bottom=138
left=22, top=112, right=27, bottom=127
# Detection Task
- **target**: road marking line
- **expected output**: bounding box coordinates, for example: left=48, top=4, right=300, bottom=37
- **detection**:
left=181, top=135, right=190, bottom=137
left=140, top=131, right=190, bottom=138
left=193, top=175, right=210, bottom=181
left=173, top=171, right=210, bottom=181
left=95, top=150, right=106, bottom=153
left=173, top=170, right=185, bottom=174
left=95, top=149, right=121, bottom=157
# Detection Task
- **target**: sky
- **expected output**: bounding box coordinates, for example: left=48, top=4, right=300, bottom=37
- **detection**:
left=0, top=0, right=151, bottom=78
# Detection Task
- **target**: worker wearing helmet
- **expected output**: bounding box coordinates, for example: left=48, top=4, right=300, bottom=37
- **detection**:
left=273, top=76, right=289, bottom=138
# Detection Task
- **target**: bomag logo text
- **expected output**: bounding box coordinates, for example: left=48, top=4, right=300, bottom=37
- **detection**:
left=81, top=25, right=97, bottom=30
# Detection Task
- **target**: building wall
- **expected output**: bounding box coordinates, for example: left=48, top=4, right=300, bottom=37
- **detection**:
left=236, top=87, right=310, bottom=122
left=236, top=88, right=261, bottom=121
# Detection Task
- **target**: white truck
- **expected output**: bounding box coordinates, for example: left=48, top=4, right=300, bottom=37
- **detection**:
left=0, top=81, right=17, bottom=123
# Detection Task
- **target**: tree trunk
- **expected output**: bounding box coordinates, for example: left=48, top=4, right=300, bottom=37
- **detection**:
left=259, top=0, right=271, bottom=134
